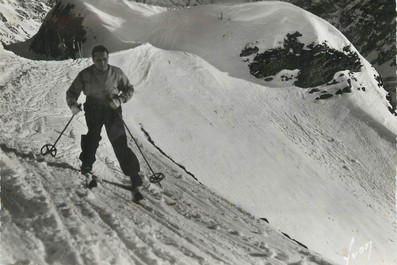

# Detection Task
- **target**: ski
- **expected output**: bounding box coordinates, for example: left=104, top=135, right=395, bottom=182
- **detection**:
left=100, top=179, right=144, bottom=203
left=131, top=187, right=144, bottom=203
left=82, top=172, right=102, bottom=189
left=41, top=156, right=157, bottom=203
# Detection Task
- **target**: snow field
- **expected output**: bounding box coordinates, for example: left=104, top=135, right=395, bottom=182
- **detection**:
left=1, top=1, right=396, bottom=264
left=117, top=44, right=395, bottom=264
left=0, top=46, right=336, bottom=265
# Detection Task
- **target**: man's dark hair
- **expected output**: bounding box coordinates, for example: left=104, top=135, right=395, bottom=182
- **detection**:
left=92, top=45, right=109, bottom=58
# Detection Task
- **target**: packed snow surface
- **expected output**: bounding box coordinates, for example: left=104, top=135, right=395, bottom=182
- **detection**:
left=1, top=47, right=339, bottom=265
left=0, top=0, right=52, bottom=44
left=1, top=1, right=396, bottom=265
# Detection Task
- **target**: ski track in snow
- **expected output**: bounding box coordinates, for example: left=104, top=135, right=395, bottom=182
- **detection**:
left=0, top=51, right=335, bottom=265
left=1, top=2, right=396, bottom=264
left=1, top=146, right=335, bottom=265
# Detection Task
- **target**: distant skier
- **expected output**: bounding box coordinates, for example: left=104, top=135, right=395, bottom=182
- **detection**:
left=66, top=45, right=143, bottom=201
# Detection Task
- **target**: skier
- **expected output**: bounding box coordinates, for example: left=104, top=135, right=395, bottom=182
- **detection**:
left=66, top=45, right=143, bottom=201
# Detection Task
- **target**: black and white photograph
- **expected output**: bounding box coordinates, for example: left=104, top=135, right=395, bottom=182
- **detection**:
left=1, top=0, right=396, bottom=264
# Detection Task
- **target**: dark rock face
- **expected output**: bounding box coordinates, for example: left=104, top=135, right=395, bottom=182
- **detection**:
left=275, top=0, right=395, bottom=67
left=241, top=32, right=362, bottom=88
left=239, top=46, right=259, bottom=57
left=274, top=0, right=396, bottom=111
left=29, top=2, right=86, bottom=59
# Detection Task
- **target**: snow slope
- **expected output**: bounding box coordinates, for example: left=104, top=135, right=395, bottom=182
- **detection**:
left=0, top=46, right=336, bottom=265
left=0, top=0, right=54, bottom=44
left=2, top=1, right=396, bottom=265
left=32, top=0, right=396, bottom=135
left=113, top=46, right=396, bottom=265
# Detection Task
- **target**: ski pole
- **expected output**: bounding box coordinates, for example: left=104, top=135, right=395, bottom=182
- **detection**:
left=116, top=110, right=165, bottom=185
left=41, top=105, right=81, bottom=157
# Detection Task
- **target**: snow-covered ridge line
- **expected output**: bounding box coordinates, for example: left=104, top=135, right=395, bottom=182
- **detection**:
left=27, top=0, right=395, bottom=132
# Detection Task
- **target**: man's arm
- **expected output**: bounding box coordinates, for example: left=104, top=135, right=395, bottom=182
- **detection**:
left=66, top=72, right=84, bottom=108
left=117, top=70, right=134, bottom=103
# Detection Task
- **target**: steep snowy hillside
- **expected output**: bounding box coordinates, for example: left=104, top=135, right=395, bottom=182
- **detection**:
left=0, top=45, right=338, bottom=265
left=0, top=0, right=55, bottom=44
left=116, top=45, right=396, bottom=265
left=1, top=1, right=396, bottom=265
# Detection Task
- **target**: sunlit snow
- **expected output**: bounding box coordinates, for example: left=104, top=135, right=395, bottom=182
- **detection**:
left=1, top=1, right=395, bottom=265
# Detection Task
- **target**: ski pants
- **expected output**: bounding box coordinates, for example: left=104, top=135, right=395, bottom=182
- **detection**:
left=79, top=101, right=141, bottom=183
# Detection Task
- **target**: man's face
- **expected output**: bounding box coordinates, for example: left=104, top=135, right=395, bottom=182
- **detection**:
left=93, top=51, right=109, bottom=72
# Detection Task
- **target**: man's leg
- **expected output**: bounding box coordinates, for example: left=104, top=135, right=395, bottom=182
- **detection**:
left=79, top=104, right=103, bottom=172
left=105, top=108, right=142, bottom=187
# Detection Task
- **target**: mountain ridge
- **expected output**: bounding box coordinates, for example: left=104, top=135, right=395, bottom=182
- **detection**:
left=0, top=1, right=396, bottom=264
left=3, top=0, right=394, bottom=111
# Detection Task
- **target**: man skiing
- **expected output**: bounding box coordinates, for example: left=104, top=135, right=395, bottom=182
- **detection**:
left=66, top=45, right=143, bottom=201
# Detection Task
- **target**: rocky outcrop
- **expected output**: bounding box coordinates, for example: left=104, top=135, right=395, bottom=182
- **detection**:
left=29, top=2, right=86, bottom=59
left=241, top=32, right=362, bottom=88
left=137, top=0, right=397, bottom=111
left=276, top=0, right=396, bottom=111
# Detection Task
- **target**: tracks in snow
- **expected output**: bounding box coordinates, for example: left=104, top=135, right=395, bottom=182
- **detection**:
left=1, top=51, right=337, bottom=265
left=0, top=143, right=336, bottom=265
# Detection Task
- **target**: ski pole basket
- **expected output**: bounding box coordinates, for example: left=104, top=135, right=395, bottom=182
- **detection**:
left=149, top=172, right=165, bottom=183
left=41, top=144, right=58, bottom=157
left=41, top=114, right=76, bottom=157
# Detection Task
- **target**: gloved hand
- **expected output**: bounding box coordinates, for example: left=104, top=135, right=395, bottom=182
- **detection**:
left=70, top=104, right=81, bottom=115
left=109, top=96, right=121, bottom=109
